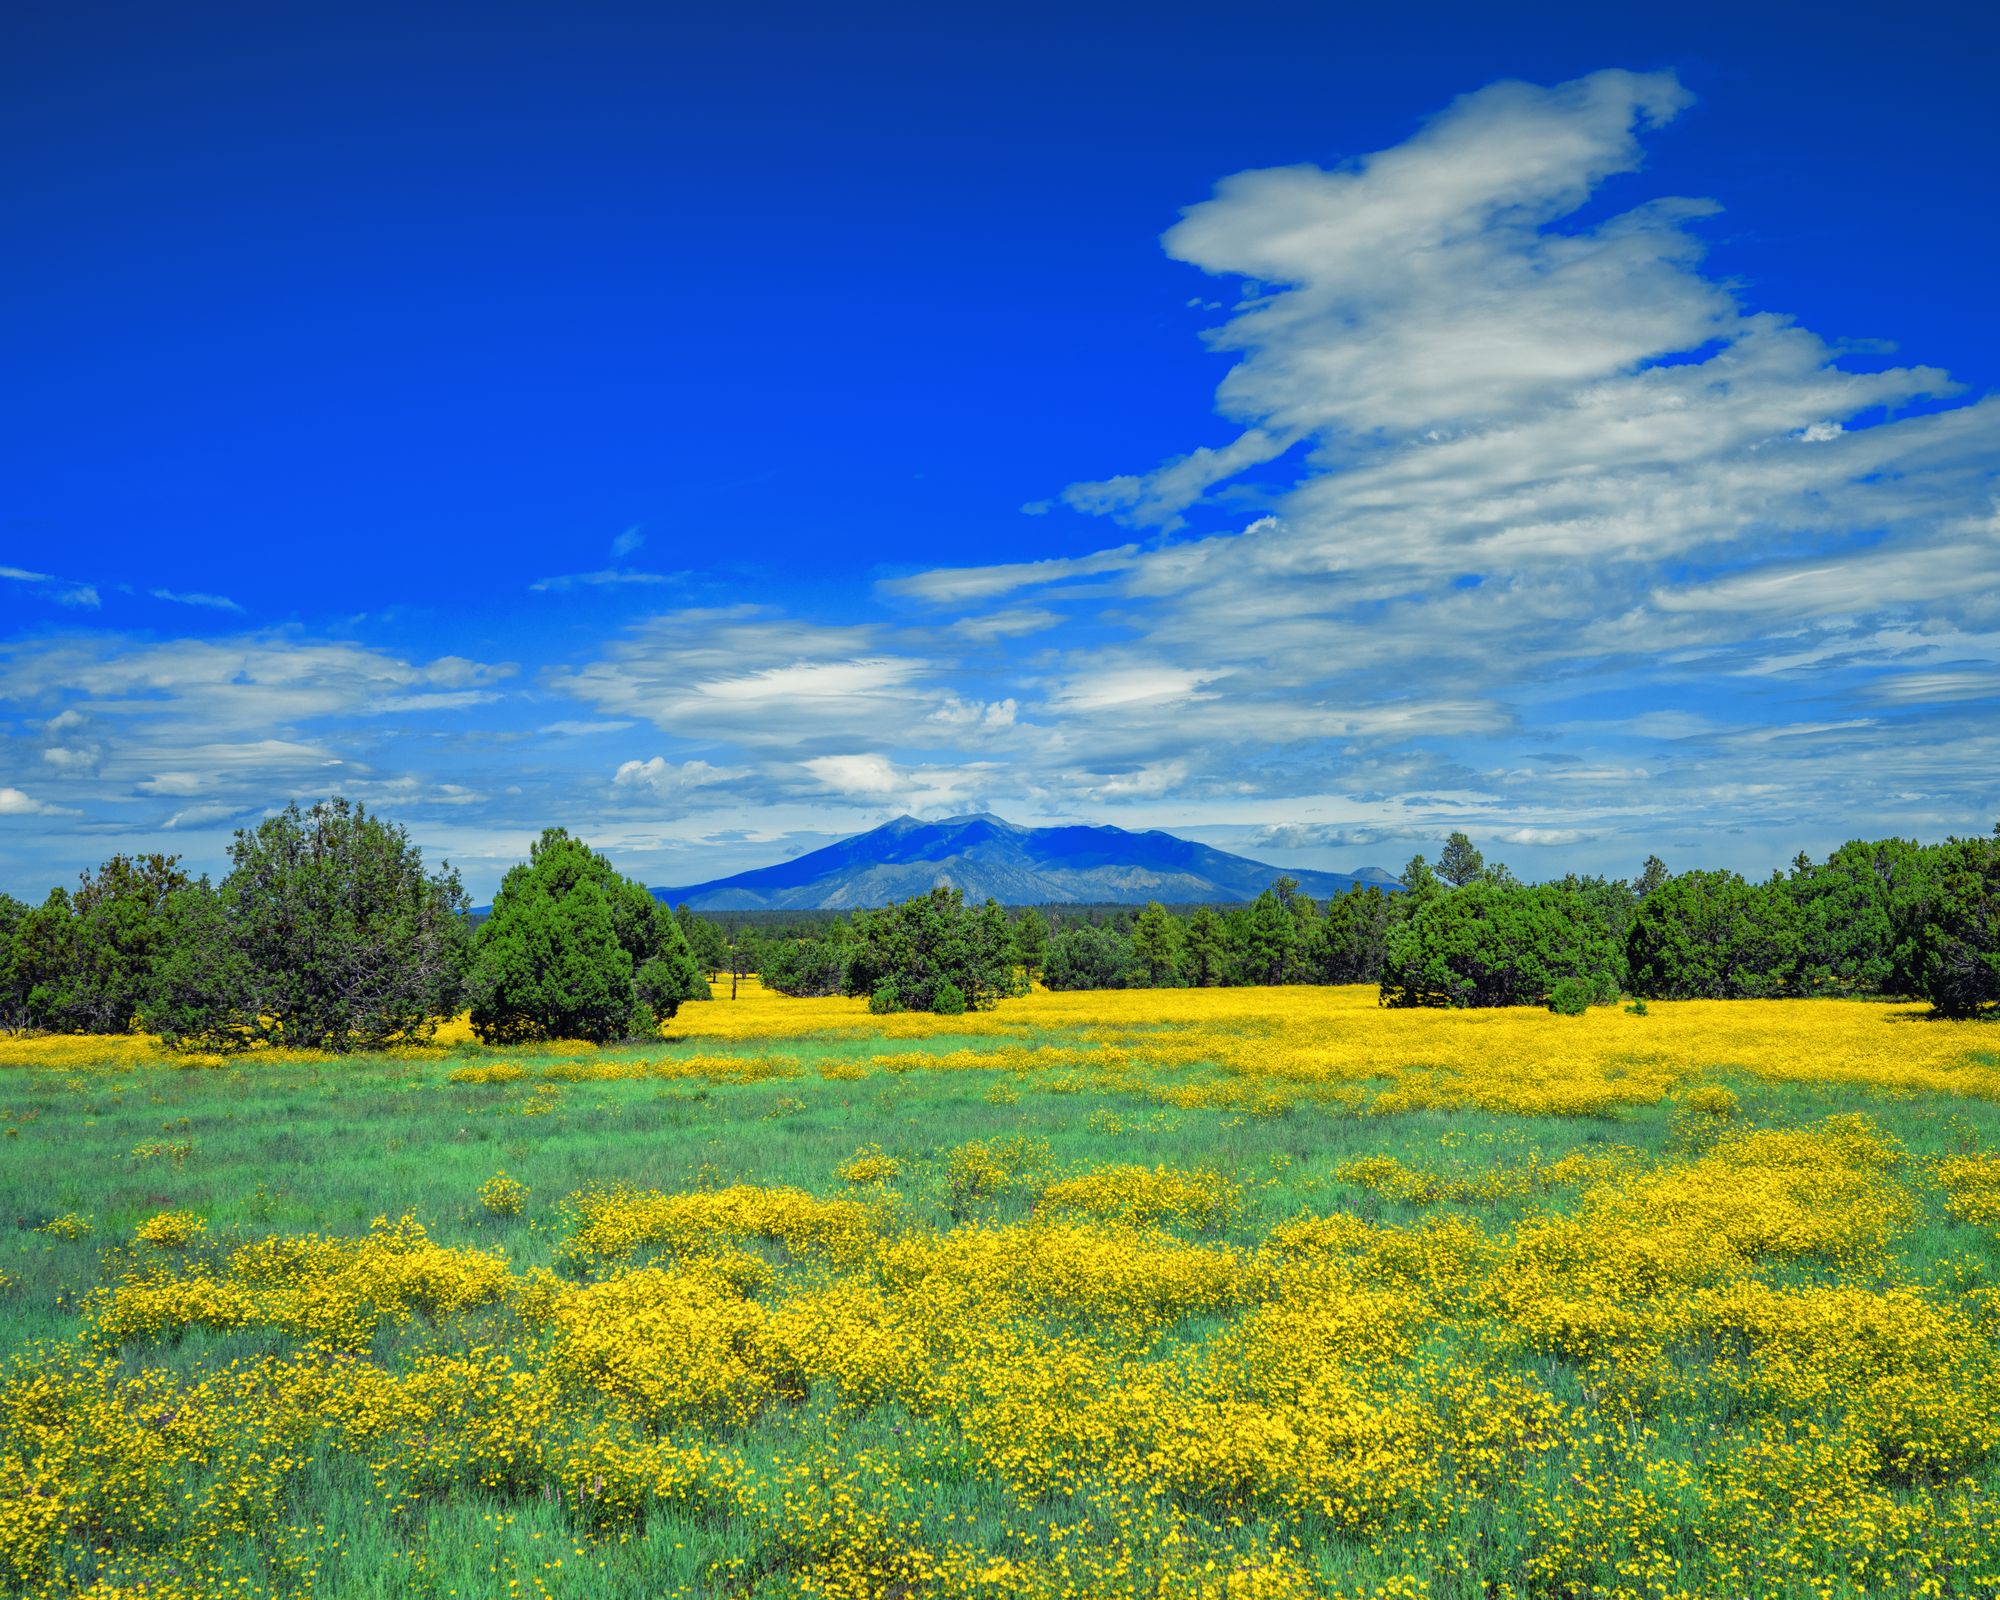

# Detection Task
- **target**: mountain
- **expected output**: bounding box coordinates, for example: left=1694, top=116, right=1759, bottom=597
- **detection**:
left=651, top=813, right=1401, bottom=911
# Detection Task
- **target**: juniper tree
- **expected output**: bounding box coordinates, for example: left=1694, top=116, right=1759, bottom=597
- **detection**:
left=466, top=826, right=705, bottom=1042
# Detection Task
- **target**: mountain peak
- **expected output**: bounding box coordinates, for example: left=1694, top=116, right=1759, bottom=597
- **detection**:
left=653, top=813, right=1399, bottom=911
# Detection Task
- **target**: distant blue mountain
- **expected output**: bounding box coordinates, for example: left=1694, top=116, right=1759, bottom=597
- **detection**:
left=651, top=812, right=1402, bottom=911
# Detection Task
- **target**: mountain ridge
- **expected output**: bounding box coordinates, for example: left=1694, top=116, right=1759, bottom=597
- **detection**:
left=651, top=812, right=1401, bottom=911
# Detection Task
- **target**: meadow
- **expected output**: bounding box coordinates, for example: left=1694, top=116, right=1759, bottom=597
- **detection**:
left=5, top=984, right=2000, bottom=1599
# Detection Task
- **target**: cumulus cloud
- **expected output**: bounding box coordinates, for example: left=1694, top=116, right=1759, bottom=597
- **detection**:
left=612, top=756, right=747, bottom=802
left=801, top=753, right=994, bottom=811
left=0, top=785, right=79, bottom=816
left=1496, top=827, right=1594, bottom=846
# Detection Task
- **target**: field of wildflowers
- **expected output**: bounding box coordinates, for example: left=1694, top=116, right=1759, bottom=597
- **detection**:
left=5, top=982, right=2000, bottom=1598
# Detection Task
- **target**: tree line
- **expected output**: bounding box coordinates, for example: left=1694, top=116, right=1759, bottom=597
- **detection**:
left=3, top=807, right=1995, bottom=1046
left=0, top=800, right=707, bottom=1049
left=749, top=827, right=2000, bottom=1018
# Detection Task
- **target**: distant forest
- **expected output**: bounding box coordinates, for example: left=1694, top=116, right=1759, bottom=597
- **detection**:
left=746, top=827, right=2000, bottom=1020
left=3, top=805, right=1995, bottom=1051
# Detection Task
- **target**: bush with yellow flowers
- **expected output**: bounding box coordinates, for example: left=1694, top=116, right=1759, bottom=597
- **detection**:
left=478, top=1169, right=529, bottom=1217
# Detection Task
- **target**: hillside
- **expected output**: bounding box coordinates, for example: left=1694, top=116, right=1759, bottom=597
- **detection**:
left=650, top=812, right=1400, bottom=911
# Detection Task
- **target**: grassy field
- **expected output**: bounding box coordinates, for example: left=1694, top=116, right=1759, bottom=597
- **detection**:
left=5, top=984, right=2000, bottom=1599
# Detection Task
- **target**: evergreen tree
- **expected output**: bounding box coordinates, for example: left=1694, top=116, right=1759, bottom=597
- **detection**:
left=1380, top=882, right=1620, bottom=1008
left=0, top=892, right=31, bottom=1031
left=1314, top=885, right=1394, bottom=983
left=1182, top=906, right=1229, bottom=987
left=1788, top=838, right=1923, bottom=996
left=760, top=922, right=855, bottom=997
left=143, top=881, right=256, bottom=1047
left=1129, top=901, right=1185, bottom=987
left=1438, top=832, right=1485, bottom=889
left=17, top=854, right=192, bottom=1033
left=673, top=904, right=731, bottom=979
left=1012, top=906, right=1050, bottom=984
left=1041, top=922, right=1133, bottom=991
left=1235, top=884, right=1300, bottom=985
left=466, top=827, right=705, bottom=1042
left=1626, top=869, right=1799, bottom=1000
left=842, top=887, right=1024, bottom=1013
left=224, top=800, right=472, bottom=1049
left=970, top=899, right=1022, bottom=1006
left=1633, top=855, right=1671, bottom=899
left=1896, top=831, right=1999, bottom=1018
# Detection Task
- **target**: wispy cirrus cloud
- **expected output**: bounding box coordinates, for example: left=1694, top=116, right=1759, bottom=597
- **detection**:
left=150, top=588, right=243, bottom=612
left=530, top=568, right=678, bottom=593
left=880, top=545, right=1139, bottom=605
left=532, top=525, right=677, bottom=593
left=5, top=68, right=1996, bottom=898
left=3, top=565, right=99, bottom=608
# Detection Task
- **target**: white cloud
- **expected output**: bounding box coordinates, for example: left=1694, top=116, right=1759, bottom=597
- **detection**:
left=0, top=634, right=518, bottom=880
left=1063, top=428, right=1299, bottom=531
left=137, top=772, right=207, bottom=796
left=163, top=802, right=255, bottom=830
left=7, top=69, right=1994, bottom=894
left=929, top=697, right=1018, bottom=729
left=872, top=66, right=2000, bottom=846
left=880, top=546, right=1139, bottom=606
left=1089, top=759, right=1190, bottom=799
left=612, top=756, right=746, bottom=800
left=549, top=609, right=951, bottom=752
left=530, top=568, right=676, bottom=593
left=0, top=636, right=515, bottom=727
left=1047, top=664, right=1218, bottom=713
left=2, top=566, right=99, bottom=608
left=151, top=588, right=244, bottom=612
left=952, top=607, right=1062, bottom=641
left=1863, top=670, right=2000, bottom=705
left=0, top=786, right=79, bottom=817
left=801, top=753, right=992, bottom=811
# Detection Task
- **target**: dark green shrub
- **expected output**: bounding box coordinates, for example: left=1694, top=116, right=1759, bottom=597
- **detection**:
left=0, top=892, right=28, bottom=1032
left=1896, top=834, right=2000, bottom=1019
left=224, top=801, right=471, bottom=1049
left=466, top=827, right=706, bottom=1043
left=1547, top=976, right=1593, bottom=1015
left=17, top=854, right=192, bottom=1034
left=931, top=980, right=966, bottom=1015
left=1626, top=870, right=1799, bottom=999
left=134, top=802, right=468, bottom=1051
left=1041, top=924, right=1134, bottom=991
left=1379, top=883, right=1619, bottom=1009
left=843, top=888, right=1023, bottom=1011
left=868, top=979, right=901, bottom=1015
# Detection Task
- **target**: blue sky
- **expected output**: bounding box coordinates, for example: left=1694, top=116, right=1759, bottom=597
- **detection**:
left=3, top=0, right=1997, bottom=897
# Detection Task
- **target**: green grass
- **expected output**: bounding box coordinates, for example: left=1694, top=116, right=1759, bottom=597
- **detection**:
left=8, top=1025, right=2000, bottom=1598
